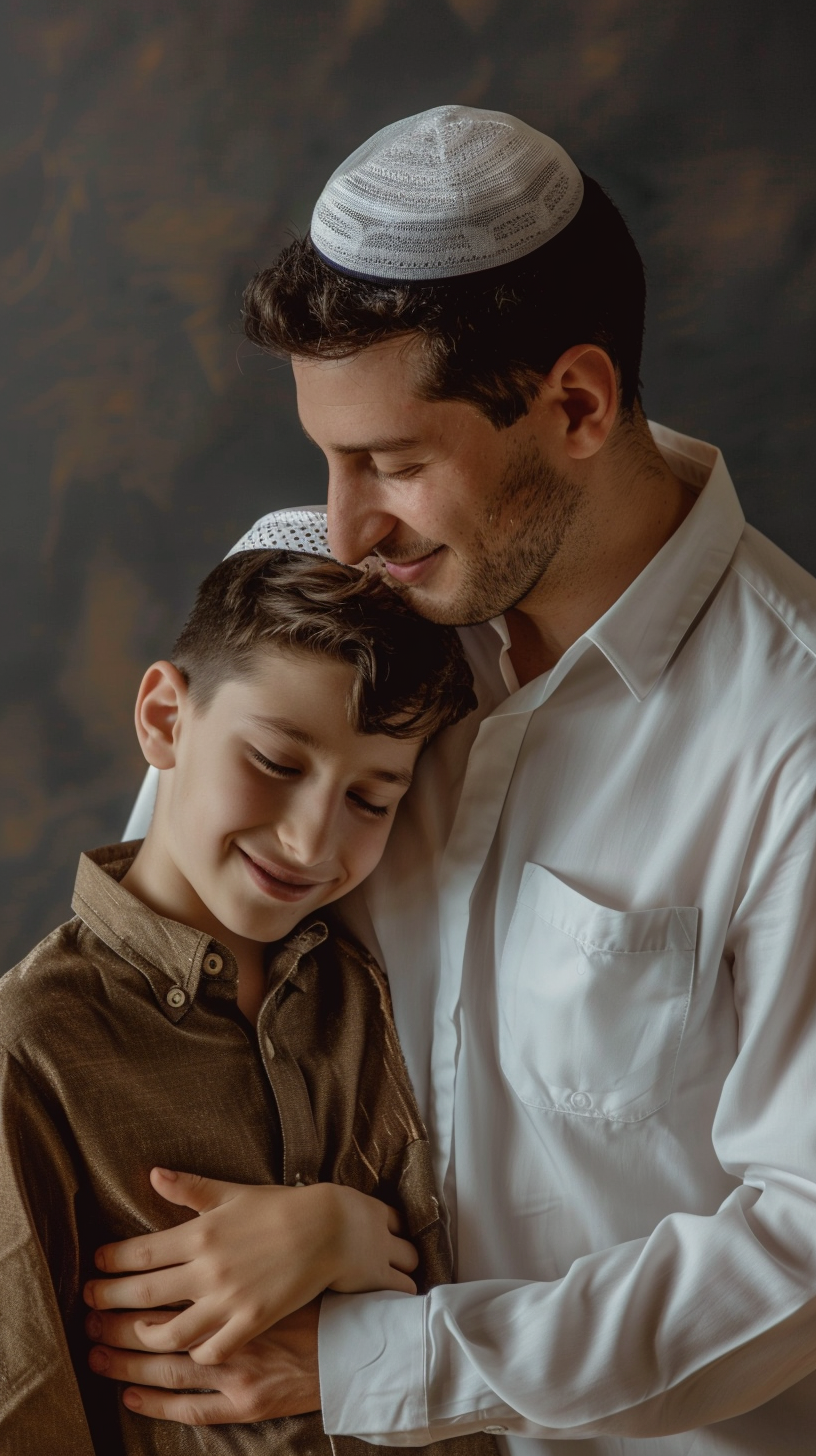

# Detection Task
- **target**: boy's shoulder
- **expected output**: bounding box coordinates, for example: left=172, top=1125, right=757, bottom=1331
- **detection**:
left=0, top=916, right=101, bottom=1056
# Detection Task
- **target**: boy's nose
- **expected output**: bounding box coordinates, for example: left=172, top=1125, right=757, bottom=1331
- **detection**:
left=277, top=794, right=337, bottom=871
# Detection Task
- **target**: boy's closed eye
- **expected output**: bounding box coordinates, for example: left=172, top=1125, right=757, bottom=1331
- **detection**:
left=249, top=747, right=401, bottom=819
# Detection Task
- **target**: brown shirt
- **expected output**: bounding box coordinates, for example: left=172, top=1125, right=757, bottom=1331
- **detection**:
left=0, top=843, right=495, bottom=1456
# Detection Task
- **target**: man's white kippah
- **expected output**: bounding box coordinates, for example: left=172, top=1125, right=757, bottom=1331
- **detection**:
left=228, top=507, right=331, bottom=558
left=310, top=105, right=584, bottom=283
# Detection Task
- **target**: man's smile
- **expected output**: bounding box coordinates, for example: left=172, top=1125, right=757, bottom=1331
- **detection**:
left=379, top=546, right=445, bottom=584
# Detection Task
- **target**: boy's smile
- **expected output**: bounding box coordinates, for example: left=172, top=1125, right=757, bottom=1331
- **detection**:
left=123, top=647, right=422, bottom=988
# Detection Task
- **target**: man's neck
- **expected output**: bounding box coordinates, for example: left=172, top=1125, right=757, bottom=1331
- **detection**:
left=507, top=424, right=697, bottom=686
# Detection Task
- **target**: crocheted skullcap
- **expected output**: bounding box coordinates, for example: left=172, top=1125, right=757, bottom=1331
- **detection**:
left=228, top=507, right=332, bottom=559
left=310, top=104, right=584, bottom=283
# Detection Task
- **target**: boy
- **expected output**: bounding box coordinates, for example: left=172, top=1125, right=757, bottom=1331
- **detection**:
left=0, top=548, right=487, bottom=1456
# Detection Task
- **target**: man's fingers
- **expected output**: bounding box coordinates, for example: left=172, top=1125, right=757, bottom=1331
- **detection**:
left=85, top=1307, right=177, bottom=1351
left=134, top=1301, right=223, bottom=1356
left=89, top=1344, right=208, bottom=1390
left=149, top=1167, right=243, bottom=1214
left=84, top=1262, right=193, bottom=1311
left=121, top=1387, right=239, bottom=1425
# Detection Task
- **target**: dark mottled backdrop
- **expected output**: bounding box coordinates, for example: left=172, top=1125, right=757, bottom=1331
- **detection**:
left=3, top=0, right=816, bottom=967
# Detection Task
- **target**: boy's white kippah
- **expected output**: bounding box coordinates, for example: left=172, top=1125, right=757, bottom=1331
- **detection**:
left=228, top=507, right=332, bottom=559
left=310, top=105, right=584, bottom=283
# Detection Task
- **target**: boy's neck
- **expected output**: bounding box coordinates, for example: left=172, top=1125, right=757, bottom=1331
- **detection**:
left=122, top=828, right=268, bottom=1027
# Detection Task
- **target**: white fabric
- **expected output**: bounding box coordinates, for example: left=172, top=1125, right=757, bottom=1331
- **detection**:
left=227, top=505, right=333, bottom=558
left=315, top=424, right=816, bottom=1452
left=310, top=106, right=584, bottom=282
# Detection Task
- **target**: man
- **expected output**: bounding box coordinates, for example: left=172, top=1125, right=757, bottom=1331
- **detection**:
left=93, top=107, right=816, bottom=1451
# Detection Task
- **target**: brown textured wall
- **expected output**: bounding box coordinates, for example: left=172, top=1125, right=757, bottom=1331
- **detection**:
left=3, top=0, right=816, bottom=968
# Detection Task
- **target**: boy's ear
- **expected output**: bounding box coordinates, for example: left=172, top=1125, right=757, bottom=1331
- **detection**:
left=134, top=662, right=190, bottom=770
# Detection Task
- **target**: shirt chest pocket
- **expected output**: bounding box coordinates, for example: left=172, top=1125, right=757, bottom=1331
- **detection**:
left=498, top=863, right=698, bottom=1123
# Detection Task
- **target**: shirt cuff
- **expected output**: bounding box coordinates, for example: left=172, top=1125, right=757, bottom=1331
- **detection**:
left=319, top=1290, right=431, bottom=1444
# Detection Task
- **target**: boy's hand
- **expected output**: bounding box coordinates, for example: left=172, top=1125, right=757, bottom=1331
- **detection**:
left=87, top=1299, right=320, bottom=1424
left=84, top=1167, right=418, bottom=1364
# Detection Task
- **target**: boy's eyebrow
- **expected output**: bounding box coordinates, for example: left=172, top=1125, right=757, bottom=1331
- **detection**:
left=247, top=715, right=414, bottom=787
left=300, top=424, right=422, bottom=456
left=248, top=715, right=319, bottom=748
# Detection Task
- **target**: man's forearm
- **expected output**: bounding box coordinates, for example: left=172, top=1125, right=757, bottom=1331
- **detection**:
left=319, top=1180, right=816, bottom=1443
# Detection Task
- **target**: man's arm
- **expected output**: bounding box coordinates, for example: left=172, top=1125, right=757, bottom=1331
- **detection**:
left=0, top=1050, right=96, bottom=1456
left=317, top=757, right=816, bottom=1443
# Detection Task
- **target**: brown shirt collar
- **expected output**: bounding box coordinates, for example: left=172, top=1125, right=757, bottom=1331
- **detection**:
left=71, top=842, right=329, bottom=1024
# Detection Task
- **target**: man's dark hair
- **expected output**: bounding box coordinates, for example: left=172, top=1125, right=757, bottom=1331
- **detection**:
left=172, top=549, right=476, bottom=740
left=243, top=175, right=646, bottom=428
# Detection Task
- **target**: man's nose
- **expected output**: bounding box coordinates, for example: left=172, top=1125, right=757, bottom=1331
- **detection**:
left=326, top=462, right=396, bottom=565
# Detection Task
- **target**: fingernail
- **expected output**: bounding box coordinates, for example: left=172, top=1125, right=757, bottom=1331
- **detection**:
left=153, top=1166, right=177, bottom=1181
left=89, top=1348, right=108, bottom=1373
left=85, top=1312, right=102, bottom=1339
left=83, top=1281, right=97, bottom=1306
left=123, top=1389, right=142, bottom=1410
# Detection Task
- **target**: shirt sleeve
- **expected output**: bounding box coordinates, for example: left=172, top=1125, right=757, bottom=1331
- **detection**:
left=0, top=1050, right=97, bottom=1456
left=319, top=750, right=816, bottom=1443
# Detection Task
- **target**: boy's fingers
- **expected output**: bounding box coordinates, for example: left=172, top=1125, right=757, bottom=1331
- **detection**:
left=136, top=1302, right=223, bottom=1356
left=385, top=1205, right=406, bottom=1236
left=385, top=1269, right=417, bottom=1296
left=93, top=1220, right=196, bottom=1274
left=390, top=1234, right=420, bottom=1274
left=150, top=1167, right=243, bottom=1214
left=84, top=1262, right=193, bottom=1312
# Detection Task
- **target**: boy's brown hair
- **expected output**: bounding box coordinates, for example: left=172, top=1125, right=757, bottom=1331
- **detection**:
left=172, top=548, right=476, bottom=740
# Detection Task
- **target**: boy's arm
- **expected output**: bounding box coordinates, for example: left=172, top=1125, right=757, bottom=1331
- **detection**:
left=0, top=1049, right=96, bottom=1456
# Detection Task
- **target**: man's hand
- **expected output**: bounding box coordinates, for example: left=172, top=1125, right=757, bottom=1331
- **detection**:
left=86, top=1300, right=320, bottom=1425
left=84, top=1168, right=418, bottom=1363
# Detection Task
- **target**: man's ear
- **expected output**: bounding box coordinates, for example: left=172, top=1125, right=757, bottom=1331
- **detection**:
left=538, top=344, right=620, bottom=460
left=134, top=662, right=189, bottom=770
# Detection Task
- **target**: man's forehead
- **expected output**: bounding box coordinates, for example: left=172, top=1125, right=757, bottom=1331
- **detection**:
left=292, top=345, right=453, bottom=448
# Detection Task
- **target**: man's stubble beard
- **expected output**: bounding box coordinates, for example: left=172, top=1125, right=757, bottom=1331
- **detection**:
left=387, top=436, right=583, bottom=628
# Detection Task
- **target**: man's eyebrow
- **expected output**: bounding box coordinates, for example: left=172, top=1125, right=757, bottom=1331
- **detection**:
left=300, top=424, right=422, bottom=456
left=247, top=715, right=414, bottom=787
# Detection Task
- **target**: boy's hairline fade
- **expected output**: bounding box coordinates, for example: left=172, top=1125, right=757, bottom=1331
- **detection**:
left=171, top=549, right=476, bottom=743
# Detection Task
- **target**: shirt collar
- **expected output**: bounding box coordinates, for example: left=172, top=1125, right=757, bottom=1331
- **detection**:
left=488, top=422, right=745, bottom=705
left=72, top=843, right=328, bottom=1023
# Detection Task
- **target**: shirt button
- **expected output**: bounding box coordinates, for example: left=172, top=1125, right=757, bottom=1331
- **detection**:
left=203, top=953, right=223, bottom=976
left=484, top=1427, right=507, bottom=1435
left=266, top=1037, right=276, bottom=1059
left=166, top=987, right=186, bottom=1008
left=570, top=1090, right=592, bottom=1111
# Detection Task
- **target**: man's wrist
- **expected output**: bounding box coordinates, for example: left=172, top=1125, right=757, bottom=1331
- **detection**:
left=319, top=1288, right=429, bottom=1442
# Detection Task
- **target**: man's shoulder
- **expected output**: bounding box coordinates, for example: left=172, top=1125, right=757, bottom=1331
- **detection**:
left=729, top=526, right=816, bottom=663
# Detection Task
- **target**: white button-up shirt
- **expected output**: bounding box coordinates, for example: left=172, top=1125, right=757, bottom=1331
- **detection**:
left=125, top=424, right=816, bottom=1453
left=318, top=424, right=816, bottom=1454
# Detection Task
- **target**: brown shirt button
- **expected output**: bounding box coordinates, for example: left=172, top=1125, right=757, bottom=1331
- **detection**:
left=166, top=987, right=186, bottom=1008
left=203, top=953, right=223, bottom=976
